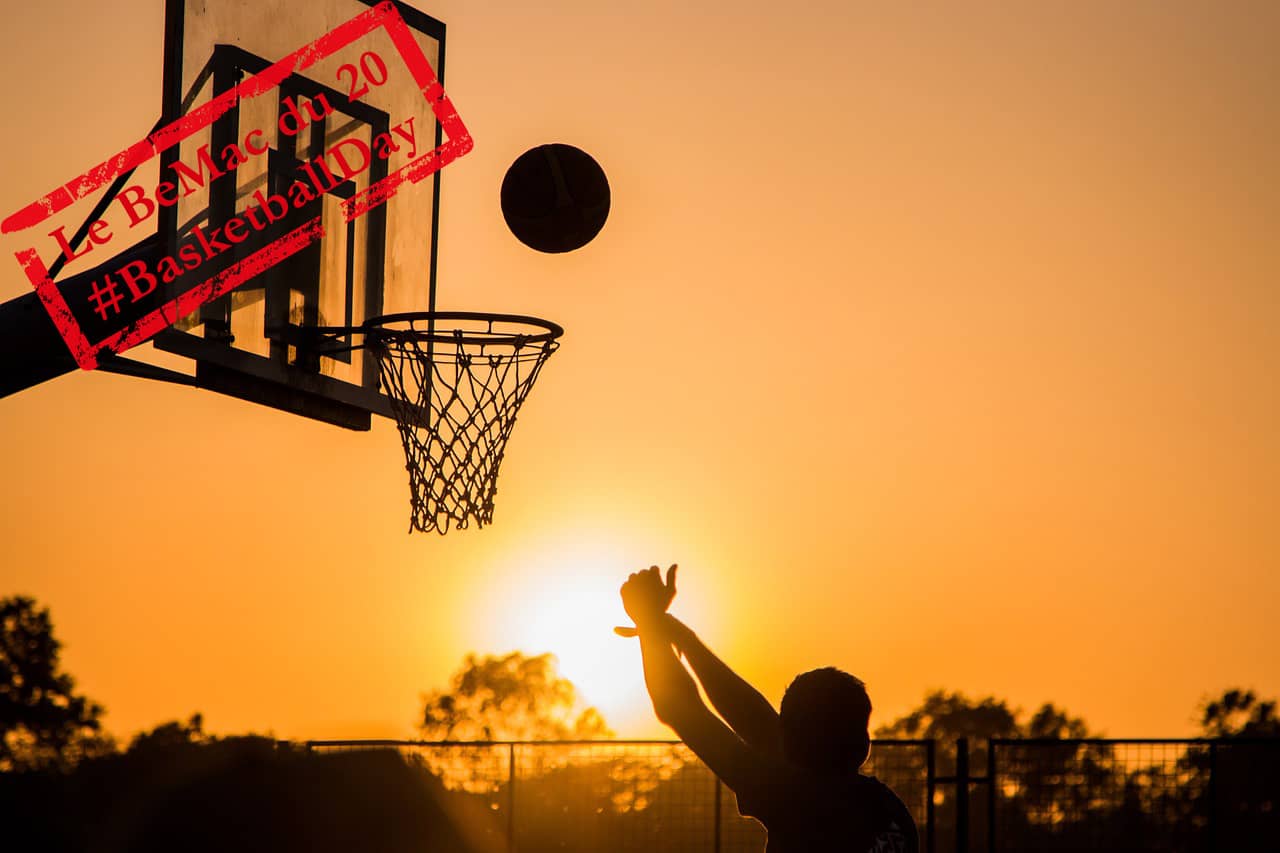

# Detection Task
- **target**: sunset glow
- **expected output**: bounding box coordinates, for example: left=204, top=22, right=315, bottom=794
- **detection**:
left=0, top=0, right=1276, bottom=749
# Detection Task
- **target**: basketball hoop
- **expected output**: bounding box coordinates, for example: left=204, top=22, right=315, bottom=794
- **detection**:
left=361, top=312, right=563, bottom=534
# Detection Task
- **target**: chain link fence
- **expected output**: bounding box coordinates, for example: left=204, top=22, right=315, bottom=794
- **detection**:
left=989, top=738, right=1280, bottom=853
left=308, top=738, right=1278, bottom=852
left=308, top=739, right=933, bottom=852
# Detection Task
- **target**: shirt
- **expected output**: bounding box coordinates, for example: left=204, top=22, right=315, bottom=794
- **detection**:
left=734, top=767, right=919, bottom=853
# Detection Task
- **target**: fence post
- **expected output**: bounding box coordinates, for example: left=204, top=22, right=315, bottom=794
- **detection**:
left=508, top=743, right=516, bottom=853
left=987, top=740, right=997, bottom=853
left=714, top=776, right=723, bottom=853
left=1207, top=741, right=1217, bottom=852
left=956, top=737, right=970, bottom=853
left=926, top=740, right=936, bottom=853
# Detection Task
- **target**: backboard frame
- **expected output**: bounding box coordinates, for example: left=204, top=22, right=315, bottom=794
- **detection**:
left=149, top=0, right=449, bottom=430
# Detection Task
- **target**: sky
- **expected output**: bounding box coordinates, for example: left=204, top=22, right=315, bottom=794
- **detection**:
left=0, top=0, right=1276, bottom=742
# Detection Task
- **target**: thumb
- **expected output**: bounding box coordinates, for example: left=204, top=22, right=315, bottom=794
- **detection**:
left=613, top=626, right=639, bottom=638
left=665, top=564, right=678, bottom=594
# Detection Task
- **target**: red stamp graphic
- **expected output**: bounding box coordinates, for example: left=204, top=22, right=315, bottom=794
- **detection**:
left=1, top=1, right=472, bottom=370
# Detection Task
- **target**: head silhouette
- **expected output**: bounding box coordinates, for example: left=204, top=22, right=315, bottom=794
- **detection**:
left=779, top=668, right=872, bottom=774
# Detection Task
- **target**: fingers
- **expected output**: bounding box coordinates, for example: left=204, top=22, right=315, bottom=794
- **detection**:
left=620, top=564, right=679, bottom=599
left=620, top=565, right=678, bottom=590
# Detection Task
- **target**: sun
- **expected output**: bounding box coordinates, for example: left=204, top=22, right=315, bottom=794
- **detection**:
left=479, top=542, right=657, bottom=731
left=506, top=577, right=648, bottom=717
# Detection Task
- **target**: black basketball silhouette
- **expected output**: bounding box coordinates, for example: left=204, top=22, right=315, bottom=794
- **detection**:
left=501, top=144, right=611, bottom=253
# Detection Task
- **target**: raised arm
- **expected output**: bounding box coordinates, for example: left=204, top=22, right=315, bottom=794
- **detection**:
left=614, top=566, right=781, bottom=753
left=634, top=620, right=713, bottom=732
left=624, top=571, right=761, bottom=791
left=664, top=616, right=781, bottom=755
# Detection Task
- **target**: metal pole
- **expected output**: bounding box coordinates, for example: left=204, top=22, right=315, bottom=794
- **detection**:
left=713, top=776, right=723, bottom=853
left=956, top=737, right=970, bottom=853
left=926, top=740, right=936, bottom=853
left=1207, top=741, right=1217, bottom=852
left=507, top=743, right=516, bottom=853
left=987, top=740, right=997, bottom=853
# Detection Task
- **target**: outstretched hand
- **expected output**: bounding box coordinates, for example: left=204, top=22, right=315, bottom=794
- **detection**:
left=614, top=564, right=677, bottom=638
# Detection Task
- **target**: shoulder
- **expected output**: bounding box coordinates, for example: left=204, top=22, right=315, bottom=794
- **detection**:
left=857, top=774, right=911, bottom=807
left=858, top=776, right=919, bottom=851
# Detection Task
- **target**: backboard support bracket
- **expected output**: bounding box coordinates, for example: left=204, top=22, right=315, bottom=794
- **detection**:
left=97, top=354, right=198, bottom=387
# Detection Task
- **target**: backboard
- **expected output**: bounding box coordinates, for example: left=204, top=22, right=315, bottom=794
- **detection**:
left=0, top=0, right=567, bottom=533
left=152, top=0, right=449, bottom=429
left=0, top=0, right=454, bottom=430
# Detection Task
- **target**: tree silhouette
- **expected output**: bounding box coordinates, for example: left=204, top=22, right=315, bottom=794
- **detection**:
left=126, top=713, right=207, bottom=755
left=1198, top=688, right=1280, bottom=738
left=415, top=652, right=616, bottom=804
left=0, top=596, right=109, bottom=772
left=1177, top=688, right=1280, bottom=852
left=420, top=652, right=612, bottom=741
left=875, top=690, right=1094, bottom=759
left=876, top=690, right=1102, bottom=850
left=876, top=690, right=1020, bottom=747
left=2, top=736, right=497, bottom=853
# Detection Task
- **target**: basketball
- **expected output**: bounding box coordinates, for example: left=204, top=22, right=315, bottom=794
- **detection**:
left=501, top=143, right=611, bottom=253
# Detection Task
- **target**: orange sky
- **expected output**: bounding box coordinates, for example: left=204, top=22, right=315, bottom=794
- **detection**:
left=1, top=0, right=1277, bottom=742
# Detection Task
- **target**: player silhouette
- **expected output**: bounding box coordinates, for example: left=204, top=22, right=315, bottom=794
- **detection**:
left=617, top=565, right=919, bottom=853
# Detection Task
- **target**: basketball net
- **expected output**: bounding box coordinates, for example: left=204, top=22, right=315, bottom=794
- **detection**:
left=367, top=313, right=561, bottom=533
